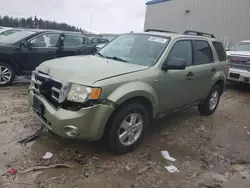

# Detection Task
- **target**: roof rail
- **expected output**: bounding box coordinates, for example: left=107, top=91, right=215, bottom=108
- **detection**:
left=145, top=29, right=177, bottom=33
left=183, top=30, right=215, bottom=38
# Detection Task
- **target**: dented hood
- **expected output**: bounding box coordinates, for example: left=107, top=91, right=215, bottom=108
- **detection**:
left=37, top=55, right=148, bottom=85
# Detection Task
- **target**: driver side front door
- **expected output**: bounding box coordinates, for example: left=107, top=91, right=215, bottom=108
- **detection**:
left=159, top=40, right=196, bottom=113
left=20, top=33, right=60, bottom=73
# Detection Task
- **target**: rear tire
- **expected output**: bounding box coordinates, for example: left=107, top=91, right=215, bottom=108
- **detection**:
left=107, top=103, right=149, bottom=154
left=198, top=85, right=221, bottom=116
left=0, top=62, right=15, bottom=86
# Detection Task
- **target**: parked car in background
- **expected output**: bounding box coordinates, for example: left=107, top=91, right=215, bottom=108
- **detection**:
left=96, top=43, right=106, bottom=50
left=227, top=40, right=250, bottom=84
left=28, top=30, right=228, bottom=154
left=90, top=37, right=109, bottom=46
left=102, top=35, right=118, bottom=41
left=0, top=28, right=23, bottom=37
left=0, top=30, right=97, bottom=86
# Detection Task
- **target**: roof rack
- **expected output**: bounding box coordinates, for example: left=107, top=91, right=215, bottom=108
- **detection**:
left=183, top=30, right=215, bottom=38
left=145, top=29, right=177, bottom=33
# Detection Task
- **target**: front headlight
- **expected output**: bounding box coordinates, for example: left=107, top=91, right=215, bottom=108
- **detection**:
left=67, top=84, right=102, bottom=103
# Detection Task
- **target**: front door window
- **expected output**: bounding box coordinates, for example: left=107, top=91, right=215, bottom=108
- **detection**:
left=29, top=33, right=60, bottom=47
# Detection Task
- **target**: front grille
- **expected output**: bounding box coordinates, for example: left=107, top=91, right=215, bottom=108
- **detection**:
left=230, top=64, right=250, bottom=72
left=30, top=71, right=64, bottom=105
left=35, top=74, right=62, bottom=89
left=228, top=55, right=250, bottom=72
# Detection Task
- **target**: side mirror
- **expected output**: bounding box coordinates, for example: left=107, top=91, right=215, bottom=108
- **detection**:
left=20, top=41, right=29, bottom=48
left=163, top=58, right=186, bottom=70
left=225, top=48, right=230, bottom=51
left=91, top=46, right=98, bottom=53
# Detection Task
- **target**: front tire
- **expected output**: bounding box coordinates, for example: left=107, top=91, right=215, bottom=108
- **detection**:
left=107, top=103, right=149, bottom=154
left=0, top=62, right=15, bottom=86
left=198, top=85, right=221, bottom=116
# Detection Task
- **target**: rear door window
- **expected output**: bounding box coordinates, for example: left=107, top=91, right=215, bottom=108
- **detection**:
left=63, top=35, right=84, bottom=47
left=193, top=40, right=213, bottom=65
left=212, top=41, right=227, bottom=61
left=91, top=38, right=99, bottom=43
left=100, top=39, right=108, bottom=43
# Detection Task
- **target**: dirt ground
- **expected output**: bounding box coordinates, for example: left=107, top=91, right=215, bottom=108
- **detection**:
left=1, top=81, right=250, bottom=188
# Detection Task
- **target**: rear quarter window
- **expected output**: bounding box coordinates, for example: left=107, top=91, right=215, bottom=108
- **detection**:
left=212, top=41, right=227, bottom=61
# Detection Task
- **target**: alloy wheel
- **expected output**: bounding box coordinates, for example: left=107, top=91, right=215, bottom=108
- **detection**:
left=209, top=90, right=219, bottom=110
left=0, top=65, right=12, bottom=85
left=118, top=113, right=143, bottom=146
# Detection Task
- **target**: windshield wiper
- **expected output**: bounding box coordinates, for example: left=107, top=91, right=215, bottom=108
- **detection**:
left=105, top=56, right=128, bottom=62
left=95, top=52, right=105, bottom=57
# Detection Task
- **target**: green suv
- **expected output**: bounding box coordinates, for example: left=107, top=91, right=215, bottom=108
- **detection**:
left=28, top=30, right=228, bottom=154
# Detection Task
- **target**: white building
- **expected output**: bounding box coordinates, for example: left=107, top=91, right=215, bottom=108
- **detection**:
left=144, top=0, right=250, bottom=48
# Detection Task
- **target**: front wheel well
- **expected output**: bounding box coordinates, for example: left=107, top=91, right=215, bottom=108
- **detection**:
left=214, top=79, right=224, bottom=94
left=103, top=96, right=153, bottom=138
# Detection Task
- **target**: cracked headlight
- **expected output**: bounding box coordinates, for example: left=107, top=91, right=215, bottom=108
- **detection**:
left=67, top=84, right=102, bottom=103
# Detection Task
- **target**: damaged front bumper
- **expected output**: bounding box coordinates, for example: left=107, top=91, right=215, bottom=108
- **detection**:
left=28, top=90, right=115, bottom=141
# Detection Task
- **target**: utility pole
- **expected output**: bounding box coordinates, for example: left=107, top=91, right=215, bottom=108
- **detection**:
left=89, top=0, right=93, bottom=34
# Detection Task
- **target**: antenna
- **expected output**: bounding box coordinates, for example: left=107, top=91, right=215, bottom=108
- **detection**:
left=89, top=0, right=93, bottom=34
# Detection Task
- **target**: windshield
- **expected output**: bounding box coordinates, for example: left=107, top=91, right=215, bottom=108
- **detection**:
left=99, top=34, right=169, bottom=66
left=0, top=30, right=35, bottom=44
left=231, top=42, right=250, bottom=51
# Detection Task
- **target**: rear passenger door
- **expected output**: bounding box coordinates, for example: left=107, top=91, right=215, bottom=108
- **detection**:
left=189, top=40, right=216, bottom=100
left=57, top=34, right=96, bottom=58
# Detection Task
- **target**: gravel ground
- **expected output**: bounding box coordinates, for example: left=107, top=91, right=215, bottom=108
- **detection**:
left=1, top=82, right=250, bottom=188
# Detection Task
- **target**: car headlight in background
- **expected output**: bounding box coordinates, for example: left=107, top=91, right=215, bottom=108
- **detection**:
left=67, top=84, right=102, bottom=103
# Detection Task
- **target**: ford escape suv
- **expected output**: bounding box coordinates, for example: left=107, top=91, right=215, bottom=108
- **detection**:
left=28, top=29, right=228, bottom=154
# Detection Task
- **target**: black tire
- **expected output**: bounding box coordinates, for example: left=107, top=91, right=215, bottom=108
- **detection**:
left=0, top=62, right=15, bottom=86
left=107, top=103, right=150, bottom=154
left=198, top=85, right=222, bottom=116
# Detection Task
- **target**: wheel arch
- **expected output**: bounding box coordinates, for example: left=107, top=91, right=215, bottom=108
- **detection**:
left=212, top=78, right=225, bottom=94
left=0, top=59, right=18, bottom=74
left=103, top=95, right=154, bottom=140
left=103, top=81, right=158, bottom=139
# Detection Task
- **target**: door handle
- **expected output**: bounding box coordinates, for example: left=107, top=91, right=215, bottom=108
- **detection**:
left=186, top=71, right=194, bottom=80
left=211, top=67, right=216, bottom=72
left=186, top=71, right=194, bottom=77
left=75, top=50, right=81, bottom=54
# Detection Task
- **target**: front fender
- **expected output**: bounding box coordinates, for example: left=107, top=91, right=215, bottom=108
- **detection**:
left=107, top=81, right=158, bottom=117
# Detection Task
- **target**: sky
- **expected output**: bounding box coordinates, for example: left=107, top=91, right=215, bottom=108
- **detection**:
left=0, top=0, right=147, bottom=34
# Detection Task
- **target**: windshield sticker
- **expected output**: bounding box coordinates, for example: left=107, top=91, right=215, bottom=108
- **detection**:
left=148, top=37, right=167, bottom=43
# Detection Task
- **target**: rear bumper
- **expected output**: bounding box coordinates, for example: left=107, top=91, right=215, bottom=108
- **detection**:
left=28, top=90, right=115, bottom=141
left=227, top=68, right=250, bottom=83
